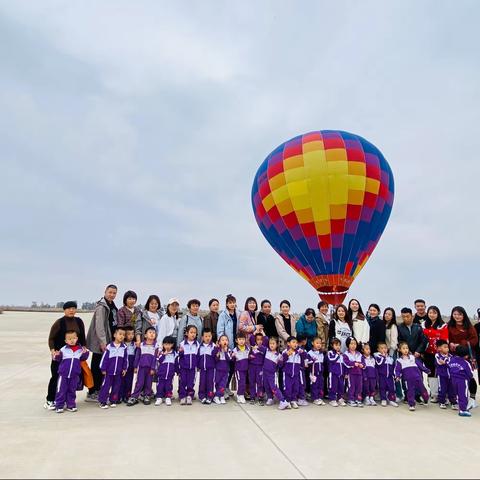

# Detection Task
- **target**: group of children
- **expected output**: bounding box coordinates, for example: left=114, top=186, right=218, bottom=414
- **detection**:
left=51, top=324, right=474, bottom=417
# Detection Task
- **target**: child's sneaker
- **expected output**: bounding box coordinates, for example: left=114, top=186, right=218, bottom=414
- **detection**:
left=451, top=403, right=459, bottom=410
left=200, top=398, right=207, bottom=404
left=313, top=399, right=324, bottom=406
left=55, top=408, right=64, bottom=414
left=44, top=401, right=56, bottom=410
left=237, top=395, right=246, bottom=404
left=266, top=398, right=274, bottom=406
left=339, top=398, right=347, bottom=407
left=278, top=400, right=289, bottom=410
left=143, top=398, right=151, bottom=406
left=258, top=399, right=265, bottom=406
left=409, top=405, right=416, bottom=411
left=364, top=397, right=371, bottom=406
left=356, top=401, right=364, bottom=408
left=109, top=403, right=117, bottom=408
left=439, top=403, right=447, bottom=409
left=370, top=397, right=377, bottom=406
left=220, top=397, right=226, bottom=404
left=85, top=392, right=98, bottom=403
left=389, top=401, right=399, bottom=407
left=155, top=398, right=163, bottom=406
left=291, top=401, right=299, bottom=409
left=206, top=399, right=212, bottom=405
left=165, top=397, right=172, bottom=406
left=99, top=403, right=109, bottom=409
left=329, top=400, right=339, bottom=407
left=126, top=398, right=138, bottom=406
left=459, top=410, right=472, bottom=417
left=348, top=401, right=357, bottom=407
left=249, top=398, right=256, bottom=405
left=297, top=399, right=308, bottom=406
left=213, top=397, right=221, bottom=405
left=467, top=398, right=477, bottom=410
left=381, top=400, right=387, bottom=407
left=66, top=407, right=78, bottom=412
left=186, top=396, right=193, bottom=405
left=225, top=388, right=234, bottom=397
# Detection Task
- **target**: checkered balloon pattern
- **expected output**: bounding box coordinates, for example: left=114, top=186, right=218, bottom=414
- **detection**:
left=251, top=131, right=395, bottom=305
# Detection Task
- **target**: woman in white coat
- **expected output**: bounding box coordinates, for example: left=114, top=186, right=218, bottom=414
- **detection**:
left=157, top=298, right=181, bottom=346
left=348, top=299, right=370, bottom=347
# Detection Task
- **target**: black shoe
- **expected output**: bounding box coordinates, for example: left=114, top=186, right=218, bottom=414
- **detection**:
left=126, top=398, right=138, bottom=407
left=143, top=398, right=151, bottom=405
left=249, top=399, right=256, bottom=405
left=258, top=399, right=265, bottom=406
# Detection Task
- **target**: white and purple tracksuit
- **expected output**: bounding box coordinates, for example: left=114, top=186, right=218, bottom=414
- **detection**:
left=394, top=354, right=430, bottom=407
left=120, top=341, right=137, bottom=401
left=374, top=352, right=396, bottom=401
left=214, top=349, right=232, bottom=398
left=131, top=342, right=156, bottom=399
left=197, top=342, right=218, bottom=401
left=54, top=345, right=89, bottom=409
left=156, top=350, right=177, bottom=399
left=327, top=350, right=345, bottom=401
left=263, top=350, right=284, bottom=402
left=435, top=352, right=455, bottom=405
left=233, top=346, right=250, bottom=395
left=98, top=341, right=129, bottom=404
left=307, top=350, right=325, bottom=400
left=178, top=339, right=199, bottom=399
left=282, top=348, right=306, bottom=402
left=249, top=344, right=266, bottom=399
left=362, top=355, right=377, bottom=398
left=448, top=355, right=474, bottom=412
left=343, top=351, right=365, bottom=402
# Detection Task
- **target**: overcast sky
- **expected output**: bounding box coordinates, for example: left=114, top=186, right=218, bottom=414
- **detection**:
left=1, top=1, right=479, bottom=315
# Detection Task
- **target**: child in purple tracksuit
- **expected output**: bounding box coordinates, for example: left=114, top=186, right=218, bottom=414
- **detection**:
left=362, top=343, right=377, bottom=406
left=307, top=336, right=326, bottom=406
left=394, top=341, right=430, bottom=411
left=127, top=327, right=157, bottom=406
left=327, top=338, right=346, bottom=407
left=54, top=330, right=89, bottom=413
left=120, top=326, right=136, bottom=402
left=435, top=339, right=455, bottom=409
left=248, top=333, right=267, bottom=405
left=232, top=332, right=250, bottom=404
left=448, top=345, right=474, bottom=417
left=178, top=325, right=200, bottom=406
left=343, top=337, right=365, bottom=407
left=213, top=335, right=232, bottom=404
left=282, top=336, right=307, bottom=409
left=374, top=342, right=398, bottom=407
left=296, top=334, right=309, bottom=405
left=263, top=337, right=289, bottom=410
left=98, top=327, right=129, bottom=409
left=197, top=328, right=218, bottom=405
left=155, top=336, right=177, bottom=406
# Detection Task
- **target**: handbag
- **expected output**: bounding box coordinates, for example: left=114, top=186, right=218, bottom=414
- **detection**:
left=81, top=360, right=94, bottom=389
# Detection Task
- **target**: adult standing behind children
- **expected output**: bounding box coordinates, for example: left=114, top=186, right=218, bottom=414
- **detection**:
left=257, top=300, right=278, bottom=339
left=295, top=308, right=317, bottom=351
left=44, top=301, right=86, bottom=410
left=367, top=303, right=386, bottom=352
left=238, top=297, right=260, bottom=338
left=397, top=308, right=428, bottom=356
left=448, top=306, right=478, bottom=408
left=157, top=298, right=181, bottom=346
left=275, top=300, right=297, bottom=350
left=349, top=299, right=369, bottom=347
left=328, top=304, right=352, bottom=353
left=86, top=285, right=118, bottom=402
left=203, top=299, right=220, bottom=342
left=117, top=290, right=142, bottom=329
left=135, top=295, right=164, bottom=347
left=413, top=299, right=428, bottom=326
left=177, top=299, right=203, bottom=345
left=316, top=301, right=330, bottom=346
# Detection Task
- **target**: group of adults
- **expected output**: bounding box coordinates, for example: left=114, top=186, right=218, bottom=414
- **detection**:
left=45, top=285, right=480, bottom=404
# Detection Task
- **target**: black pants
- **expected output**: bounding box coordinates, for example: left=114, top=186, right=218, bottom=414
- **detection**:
left=46, top=360, right=59, bottom=402
left=227, top=360, right=235, bottom=391
left=89, top=352, right=103, bottom=394
left=469, top=378, right=477, bottom=398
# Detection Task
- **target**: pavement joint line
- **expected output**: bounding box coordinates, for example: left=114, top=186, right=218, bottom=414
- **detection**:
left=236, top=403, right=307, bottom=480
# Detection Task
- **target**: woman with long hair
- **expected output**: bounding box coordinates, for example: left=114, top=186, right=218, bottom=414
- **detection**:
left=328, top=304, right=352, bottom=353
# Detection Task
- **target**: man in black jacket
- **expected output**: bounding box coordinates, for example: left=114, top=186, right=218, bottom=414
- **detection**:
left=398, top=307, right=428, bottom=356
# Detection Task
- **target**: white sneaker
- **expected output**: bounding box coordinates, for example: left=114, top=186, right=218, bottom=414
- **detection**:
left=109, top=403, right=117, bottom=408
left=225, top=388, right=234, bottom=397
left=356, top=401, right=364, bottom=408
left=165, top=398, right=172, bottom=406
left=278, top=400, right=289, bottom=410
left=451, top=403, right=459, bottom=410
left=213, top=397, right=221, bottom=405
left=220, top=397, right=226, bottom=404
left=389, top=401, right=399, bottom=407
left=66, top=407, right=77, bottom=412
left=237, top=395, right=246, bottom=404
left=266, top=398, right=274, bottom=406
left=186, top=396, right=193, bottom=405
left=439, top=403, right=447, bottom=409
left=338, top=398, right=347, bottom=407
left=467, top=398, right=478, bottom=410
left=329, top=400, right=339, bottom=407
left=313, top=399, right=324, bottom=406
left=55, top=408, right=64, bottom=414
left=297, top=399, right=308, bottom=406
left=155, top=398, right=163, bottom=406
left=44, top=401, right=56, bottom=411
left=381, top=400, right=387, bottom=407
left=99, top=403, right=109, bottom=409
left=364, top=398, right=371, bottom=406
left=291, top=401, right=299, bottom=409
left=370, top=397, right=377, bottom=406
left=180, top=398, right=186, bottom=406
left=201, top=398, right=207, bottom=404
left=409, top=406, right=416, bottom=411
left=348, top=401, right=357, bottom=407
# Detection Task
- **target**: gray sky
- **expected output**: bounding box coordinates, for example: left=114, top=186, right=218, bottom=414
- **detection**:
left=1, top=1, right=479, bottom=315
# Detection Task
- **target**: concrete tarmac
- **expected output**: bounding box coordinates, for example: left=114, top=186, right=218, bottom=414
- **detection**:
left=0, top=311, right=478, bottom=479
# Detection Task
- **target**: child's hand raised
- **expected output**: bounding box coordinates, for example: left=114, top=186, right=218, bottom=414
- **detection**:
left=150, top=369, right=155, bottom=376
left=122, top=369, right=127, bottom=377
left=81, top=347, right=88, bottom=354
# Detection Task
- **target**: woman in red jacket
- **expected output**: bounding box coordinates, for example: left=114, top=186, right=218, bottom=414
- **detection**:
left=423, top=306, right=448, bottom=402
left=448, top=306, right=478, bottom=408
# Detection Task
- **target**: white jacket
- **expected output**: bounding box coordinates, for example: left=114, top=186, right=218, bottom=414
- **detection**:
left=352, top=317, right=370, bottom=344
left=156, top=313, right=179, bottom=346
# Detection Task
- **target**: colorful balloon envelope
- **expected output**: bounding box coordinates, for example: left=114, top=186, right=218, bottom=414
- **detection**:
left=251, top=130, right=394, bottom=305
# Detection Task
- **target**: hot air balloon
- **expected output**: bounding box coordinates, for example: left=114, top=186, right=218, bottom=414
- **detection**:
left=251, top=130, right=394, bottom=305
